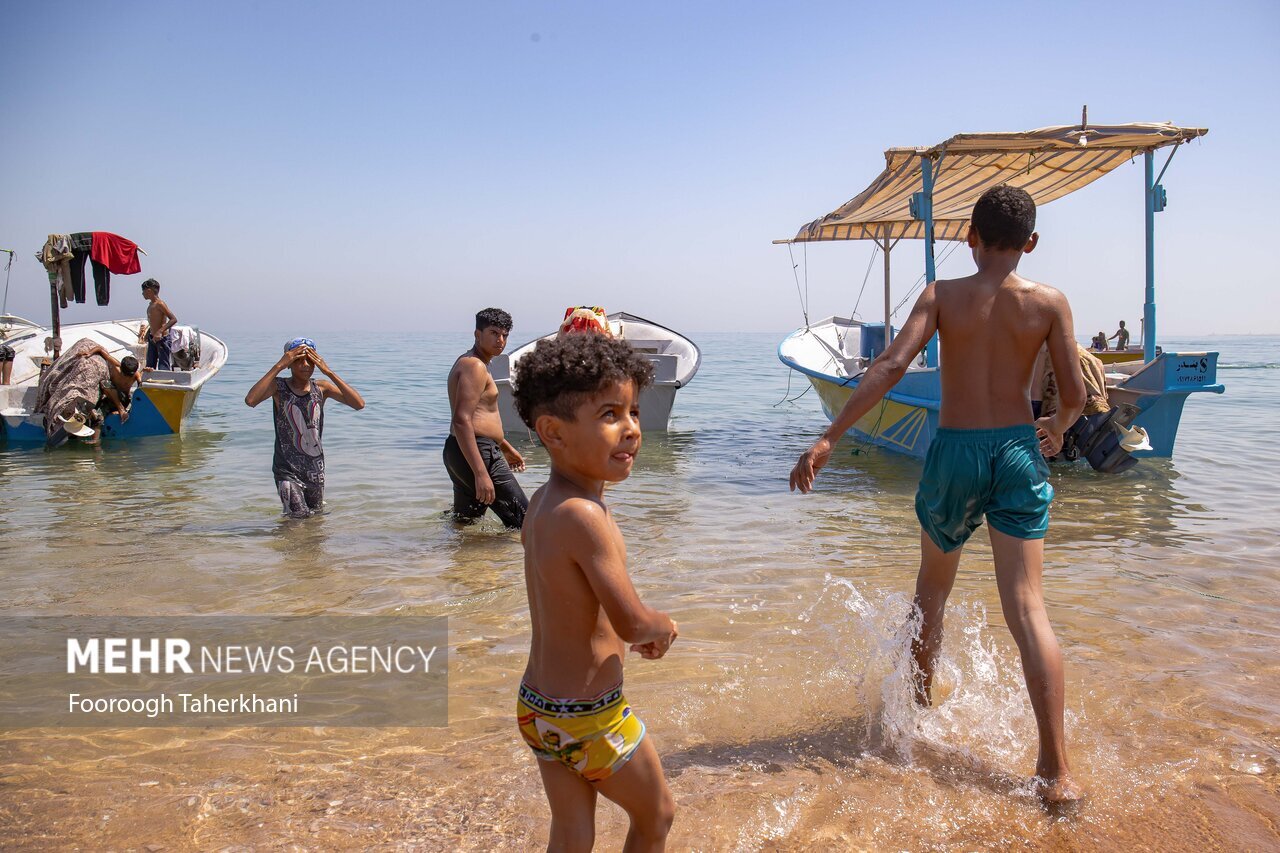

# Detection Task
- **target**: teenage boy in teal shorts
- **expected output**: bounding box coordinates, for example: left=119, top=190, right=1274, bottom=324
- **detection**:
left=790, top=185, right=1087, bottom=805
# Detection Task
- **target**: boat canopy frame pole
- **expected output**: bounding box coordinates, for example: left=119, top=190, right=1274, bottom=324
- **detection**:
left=877, top=231, right=901, bottom=344
left=1143, top=150, right=1156, bottom=363
left=913, top=154, right=940, bottom=367
left=1143, top=143, right=1179, bottom=363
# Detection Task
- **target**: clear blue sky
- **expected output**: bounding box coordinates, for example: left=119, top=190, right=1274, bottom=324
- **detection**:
left=1, top=1, right=1276, bottom=337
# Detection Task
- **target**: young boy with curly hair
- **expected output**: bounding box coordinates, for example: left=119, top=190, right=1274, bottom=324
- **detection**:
left=512, top=334, right=680, bottom=851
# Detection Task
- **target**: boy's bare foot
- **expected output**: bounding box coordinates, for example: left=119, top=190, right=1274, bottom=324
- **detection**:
left=1033, top=775, right=1086, bottom=815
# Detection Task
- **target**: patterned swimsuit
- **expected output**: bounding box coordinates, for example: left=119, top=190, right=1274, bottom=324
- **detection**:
left=272, top=378, right=325, bottom=517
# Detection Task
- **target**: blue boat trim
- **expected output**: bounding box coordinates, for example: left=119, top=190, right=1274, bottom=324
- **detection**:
left=776, top=339, right=941, bottom=412
left=0, top=387, right=179, bottom=444
left=779, top=332, right=1223, bottom=461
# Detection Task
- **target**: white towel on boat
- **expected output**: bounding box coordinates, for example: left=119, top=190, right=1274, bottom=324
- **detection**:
left=170, top=326, right=192, bottom=352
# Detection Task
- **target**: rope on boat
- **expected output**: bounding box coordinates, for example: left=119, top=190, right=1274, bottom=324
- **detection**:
left=787, top=243, right=810, bottom=327
left=773, top=367, right=813, bottom=407
left=849, top=395, right=889, bottom=456
left=890, top=238, right=964, bottom=318
left=836, top=243, right=881, bottom=350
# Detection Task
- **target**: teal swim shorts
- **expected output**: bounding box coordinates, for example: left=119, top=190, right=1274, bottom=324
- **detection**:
left=914, top=425, right=1054, bottom=553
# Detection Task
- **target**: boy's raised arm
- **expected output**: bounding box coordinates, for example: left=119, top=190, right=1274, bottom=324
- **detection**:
left=790, top=283, right=939, bottom=493
left=568, top=500, right=677, bottom=652
left=245, top=352, right=296, bottom=407
left=309, top=350, right=365, bottom=411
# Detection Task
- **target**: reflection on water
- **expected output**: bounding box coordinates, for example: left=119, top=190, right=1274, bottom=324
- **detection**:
left=1, top=333, right=1278, bottom=850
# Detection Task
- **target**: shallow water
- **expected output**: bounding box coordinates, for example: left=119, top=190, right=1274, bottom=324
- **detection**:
left=1, top=332, right=1277, bottom=850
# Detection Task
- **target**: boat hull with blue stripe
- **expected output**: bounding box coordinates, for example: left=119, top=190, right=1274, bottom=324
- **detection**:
left=0, top=316, right=228, bottom=444
left=779, top=316, right=1222, bottom=461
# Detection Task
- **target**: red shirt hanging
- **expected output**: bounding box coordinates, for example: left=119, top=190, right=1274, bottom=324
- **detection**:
left=90, top=232, right=142, bottom=275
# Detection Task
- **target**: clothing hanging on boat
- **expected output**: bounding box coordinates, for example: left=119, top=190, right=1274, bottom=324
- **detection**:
left=67, top=252, right=112, bottom=306
left=77, top=232, right=141, bottom=306
left=67, top=233, right=93, bottom=304
left=90, top=232, right=142, bottom=275
left=55, top=232, right=140, bottom=306
left=37, top=234, right=74, bottom=308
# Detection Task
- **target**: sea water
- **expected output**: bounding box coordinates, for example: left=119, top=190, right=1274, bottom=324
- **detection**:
left=0, top=333, right=1277, bottom=849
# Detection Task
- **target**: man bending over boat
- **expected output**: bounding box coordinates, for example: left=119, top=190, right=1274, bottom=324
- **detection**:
left=789, top=185, right=1087, bottom=806
left=34, top=340, right=141, bottom=445
left=444, top=308, right=528, bottom=528
left=245, top=339, right=365, bottom=518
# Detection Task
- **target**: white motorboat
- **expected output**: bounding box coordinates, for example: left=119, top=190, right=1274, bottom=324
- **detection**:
left=0, top=315, right=228, bottom=442
left=491, top=312, right=701, bottom=433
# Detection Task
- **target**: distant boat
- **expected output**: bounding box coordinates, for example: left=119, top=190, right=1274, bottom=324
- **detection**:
left=0, top=315, right=228, bottom=443
left=491, top=312, right=701, bottom=433
left=775, top=118, right=1224, bottom=468
left=1092, top=345, right=1152, bottom=365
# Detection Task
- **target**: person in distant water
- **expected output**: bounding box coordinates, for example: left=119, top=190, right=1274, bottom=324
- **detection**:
left=512, top=333, right=678, bottom=851
left=0, top=343, right=14, bottom=385
left=444, top=308, right=528, bottom=528
left=1107, top=320, right=1130, bottom=352
left=789, top=185, right=1087, bottom=806
left=244, top=338, right=365, bottom=518
left=1090, top=331, right=1108, bottom=351
left=141, top=279, right=179, bottom=370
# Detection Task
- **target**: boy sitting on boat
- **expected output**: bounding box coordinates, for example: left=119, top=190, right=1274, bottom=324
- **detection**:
left=512, top=333, right=679, bottom=850
left=789, top=184, right=1087, bottom=806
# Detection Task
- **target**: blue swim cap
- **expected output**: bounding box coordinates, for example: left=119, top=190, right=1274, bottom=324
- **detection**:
left=284, top=337, right=316, bottom=352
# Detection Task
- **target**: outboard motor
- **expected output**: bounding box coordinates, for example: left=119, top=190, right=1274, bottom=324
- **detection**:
left=1077, top=401, right=1144, bottom=474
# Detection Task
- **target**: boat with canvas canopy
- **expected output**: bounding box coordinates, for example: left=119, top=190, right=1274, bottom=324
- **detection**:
left=775, top=116, right=1223, bottom=468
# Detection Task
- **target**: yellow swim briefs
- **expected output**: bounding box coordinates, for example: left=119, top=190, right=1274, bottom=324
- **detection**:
left=516, top=680, right=646, bottom=783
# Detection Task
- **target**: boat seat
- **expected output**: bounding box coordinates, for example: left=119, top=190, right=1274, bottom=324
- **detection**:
left=141, top=370, right=194, bottom=387
left=647, top=353, right=678, bottom=383
left=623, top=339, right=663, bottom=355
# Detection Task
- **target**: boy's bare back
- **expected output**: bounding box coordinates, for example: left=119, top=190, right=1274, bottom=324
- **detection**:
left=933, top=270, right=1078, bottom=429
left=522, top=479, right=631, bottom=697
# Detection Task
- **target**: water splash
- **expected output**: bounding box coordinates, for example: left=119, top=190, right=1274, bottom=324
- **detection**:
left=802, top=575, right=1038, bottom=773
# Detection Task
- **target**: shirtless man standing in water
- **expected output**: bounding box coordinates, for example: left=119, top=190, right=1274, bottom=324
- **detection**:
left=790, top=185, right=1087, bottom=805
left=444, top=307, right=529, bottom=528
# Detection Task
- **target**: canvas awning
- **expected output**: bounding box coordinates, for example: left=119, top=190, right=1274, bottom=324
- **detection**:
left=777, top=122, right=1208, bottom=243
